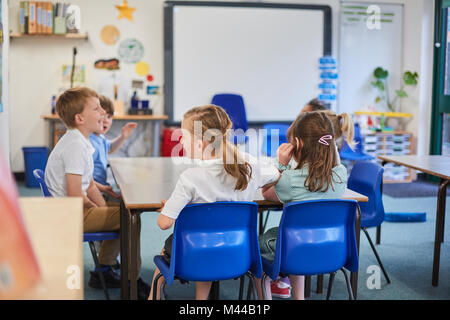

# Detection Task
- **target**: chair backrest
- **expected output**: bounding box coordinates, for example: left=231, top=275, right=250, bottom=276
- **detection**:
left=211, top=94, right=248, bottom=132
left=262, top=123, right=290, bottom=156
left=347, top=161, right=385, bottom=228
left=267, top=199, right=358, bottom=279
left=166, top=202, right=261, bottom=285
left=32, top=169, right=52, bottom=197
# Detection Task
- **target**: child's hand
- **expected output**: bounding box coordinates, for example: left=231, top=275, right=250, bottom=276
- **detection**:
left=103, top=185, right=121, bottom=199
left=277, top=143, right=294, bottom=166
left=157, top=199, right=167, bottom=213
left=97, top=183, right=121, bottom=199
left=121, top=122, right=138, bottom=139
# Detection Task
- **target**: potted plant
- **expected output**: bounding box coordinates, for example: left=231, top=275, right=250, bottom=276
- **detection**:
left=371, top=67, right=419, bottom=112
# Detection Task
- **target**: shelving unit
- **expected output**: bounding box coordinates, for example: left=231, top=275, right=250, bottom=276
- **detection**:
left=362, top=131, right=413, bottom=183
left=9, top=32, right=88, bottom=40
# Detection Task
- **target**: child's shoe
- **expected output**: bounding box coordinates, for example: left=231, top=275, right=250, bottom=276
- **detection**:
left=88, top=266, right=121, bottom=289
left=270, top=279, right=291, bottom=299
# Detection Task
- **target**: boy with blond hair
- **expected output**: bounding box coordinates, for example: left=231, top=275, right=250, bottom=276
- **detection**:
left=45, top=87, right=149, bottom=299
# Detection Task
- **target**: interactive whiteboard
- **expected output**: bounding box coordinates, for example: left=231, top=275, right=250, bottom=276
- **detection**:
left=164, top=1, right=332, bottom=124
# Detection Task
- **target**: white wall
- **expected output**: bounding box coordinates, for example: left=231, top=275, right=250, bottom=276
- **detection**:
left=8, top=0, right=164, bottom=171
left=7, top=0, right=435, bottom=171
left=1, top=0, right=10, bottom=166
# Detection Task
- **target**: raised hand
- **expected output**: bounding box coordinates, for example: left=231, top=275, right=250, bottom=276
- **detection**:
left=121, top=122, right=138, bottom=139
left=276, top=143, right=294, bottom=166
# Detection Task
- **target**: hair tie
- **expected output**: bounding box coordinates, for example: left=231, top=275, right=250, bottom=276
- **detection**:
left=318, top=135, right=333, bottom=146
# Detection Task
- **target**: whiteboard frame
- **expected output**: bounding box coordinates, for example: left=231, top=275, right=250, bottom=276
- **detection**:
left=164, top=1, right=333, bottom=125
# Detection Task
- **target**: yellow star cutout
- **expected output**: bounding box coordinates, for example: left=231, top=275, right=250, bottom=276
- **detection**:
left=116, top=0, right=136, bottom=22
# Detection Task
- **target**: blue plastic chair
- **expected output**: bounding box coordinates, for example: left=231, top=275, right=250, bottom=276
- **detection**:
left=153, top=202, right=262, bottom=300
left=211, top=93, right=249, bottom=144
left=340, top=123, right=374, bottom=161
left=261, top=123, right=290, bottom=157
left=32, top=169, right=119, bottom=300
left=347, top=161, right=391, bottom=284
left=261, top=199, right=359, bottom=300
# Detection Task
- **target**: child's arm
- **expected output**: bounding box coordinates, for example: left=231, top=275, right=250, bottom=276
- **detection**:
left=262, top=185, right=281, bottom=202
left=109, top=122, right=138, bottom=154
left=66, top=173, right=97, bottom=208
left=157, top=200, right=175, bottom=230
left=86, top=179, right=107, bottom=207
left=94, top=181, right=121, bottom=199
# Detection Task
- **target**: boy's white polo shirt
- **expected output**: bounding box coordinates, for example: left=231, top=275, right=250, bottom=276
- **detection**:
left=161, top=155, right=279, bottom=220
left=45, top=129, right=95, bottom=197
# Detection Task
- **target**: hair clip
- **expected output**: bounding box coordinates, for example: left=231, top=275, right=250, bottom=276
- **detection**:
left=318, top=135, right=333, bottom=146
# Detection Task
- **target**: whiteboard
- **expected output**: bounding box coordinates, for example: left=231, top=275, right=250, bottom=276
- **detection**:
left=164, top=2, right=332, bottom=123
left=338, top=2, right=403, bottom=114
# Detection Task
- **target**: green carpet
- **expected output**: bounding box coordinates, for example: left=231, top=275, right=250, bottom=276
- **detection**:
left=17, top=183, right=450, bottom=300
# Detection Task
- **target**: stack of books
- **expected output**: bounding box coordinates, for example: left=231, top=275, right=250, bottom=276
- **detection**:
left=19, top=2, right=72, bottom=35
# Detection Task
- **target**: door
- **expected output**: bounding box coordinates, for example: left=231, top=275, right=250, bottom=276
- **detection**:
left=431, top=0, right=450, bottom=155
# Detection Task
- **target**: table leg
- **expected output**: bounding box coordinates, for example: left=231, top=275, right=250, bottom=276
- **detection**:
left=350, top=204, right=361, bottom=299
left=209, top=281, right=220, bottom=300
left=120, top=200, right=129, bottom=300
left=258, top=208, right=264, bottom=236
left=129, top=211, right=139, bottom=300
left=432, top=179, right=449, bottom=287
left=304, top=276, right=311, bottom=298
left=316, top=274, right=324, bottom=294
left=153, top=120, right=161, bottom=157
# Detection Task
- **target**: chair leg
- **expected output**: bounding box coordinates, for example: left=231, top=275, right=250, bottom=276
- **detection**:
left=88, top=241, right=110, bottom=300
left=261, top=273, right=268, bottom=300
left=376, top=225, right=381, bottom=245
left=245, top=272, right=258, bottom=300
left=340, top=268, right=354, bottom=300
left=363, top=228, right=391, bottom=284
left=159, top=279, right=167, bottom=300
left=326, top=272, right=336, bottom=300
left=152, top=272, right=164, bottom=300
left=238, top=275, right=245, bottom=300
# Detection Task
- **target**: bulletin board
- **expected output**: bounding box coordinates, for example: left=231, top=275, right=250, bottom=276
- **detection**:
left=164, top=1, right=332, bottom=124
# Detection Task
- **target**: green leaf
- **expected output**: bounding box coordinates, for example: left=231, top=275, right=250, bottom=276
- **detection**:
left=396, top=89, right=408, bottom=98
left=375, top=96, right=381, bottom=103
left=374, top=67, right=389, bottom=79
left=371, top=80, right=385, bottom=91
left=403, top=71, right=419, bottom=85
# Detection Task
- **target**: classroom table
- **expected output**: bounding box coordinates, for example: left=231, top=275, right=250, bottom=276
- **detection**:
left=109, top=157, right=368, bottom=300
left=378, top=155, right=450, bottom=287
left=17, top=197, right=84, bottom=300
left=42, top=114, right=168, bottom=156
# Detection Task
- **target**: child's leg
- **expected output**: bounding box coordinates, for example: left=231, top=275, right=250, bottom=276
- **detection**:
left=84, top=206, right=143, bottom=278
left=289, top=275, right=305, bottom=300
left=149, top=249, right=166, bottom=300
left=255, top=274, right=272, bottom=300
left=195, top=281, right=212, bottom=300
left=84, top=206, right=121, bottom=266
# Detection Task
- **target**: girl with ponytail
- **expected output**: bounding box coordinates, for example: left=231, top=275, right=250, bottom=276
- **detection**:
left=256, top=111, right=349, bottom=300
left=149, top=104, right=280, bottom=300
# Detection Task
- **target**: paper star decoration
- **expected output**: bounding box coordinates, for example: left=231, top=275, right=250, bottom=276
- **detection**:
left=116, top=0, right=136, bottom=22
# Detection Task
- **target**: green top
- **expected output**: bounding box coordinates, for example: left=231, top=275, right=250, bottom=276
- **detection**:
left=274, top=163, right=348, bottom=203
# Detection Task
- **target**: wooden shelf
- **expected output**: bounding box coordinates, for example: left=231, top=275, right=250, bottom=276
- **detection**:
left=9, top=32, right=88, bottom=40
left=354, top=111, right=413, bottom=118
left=42, top=114, right=168, bottom=121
